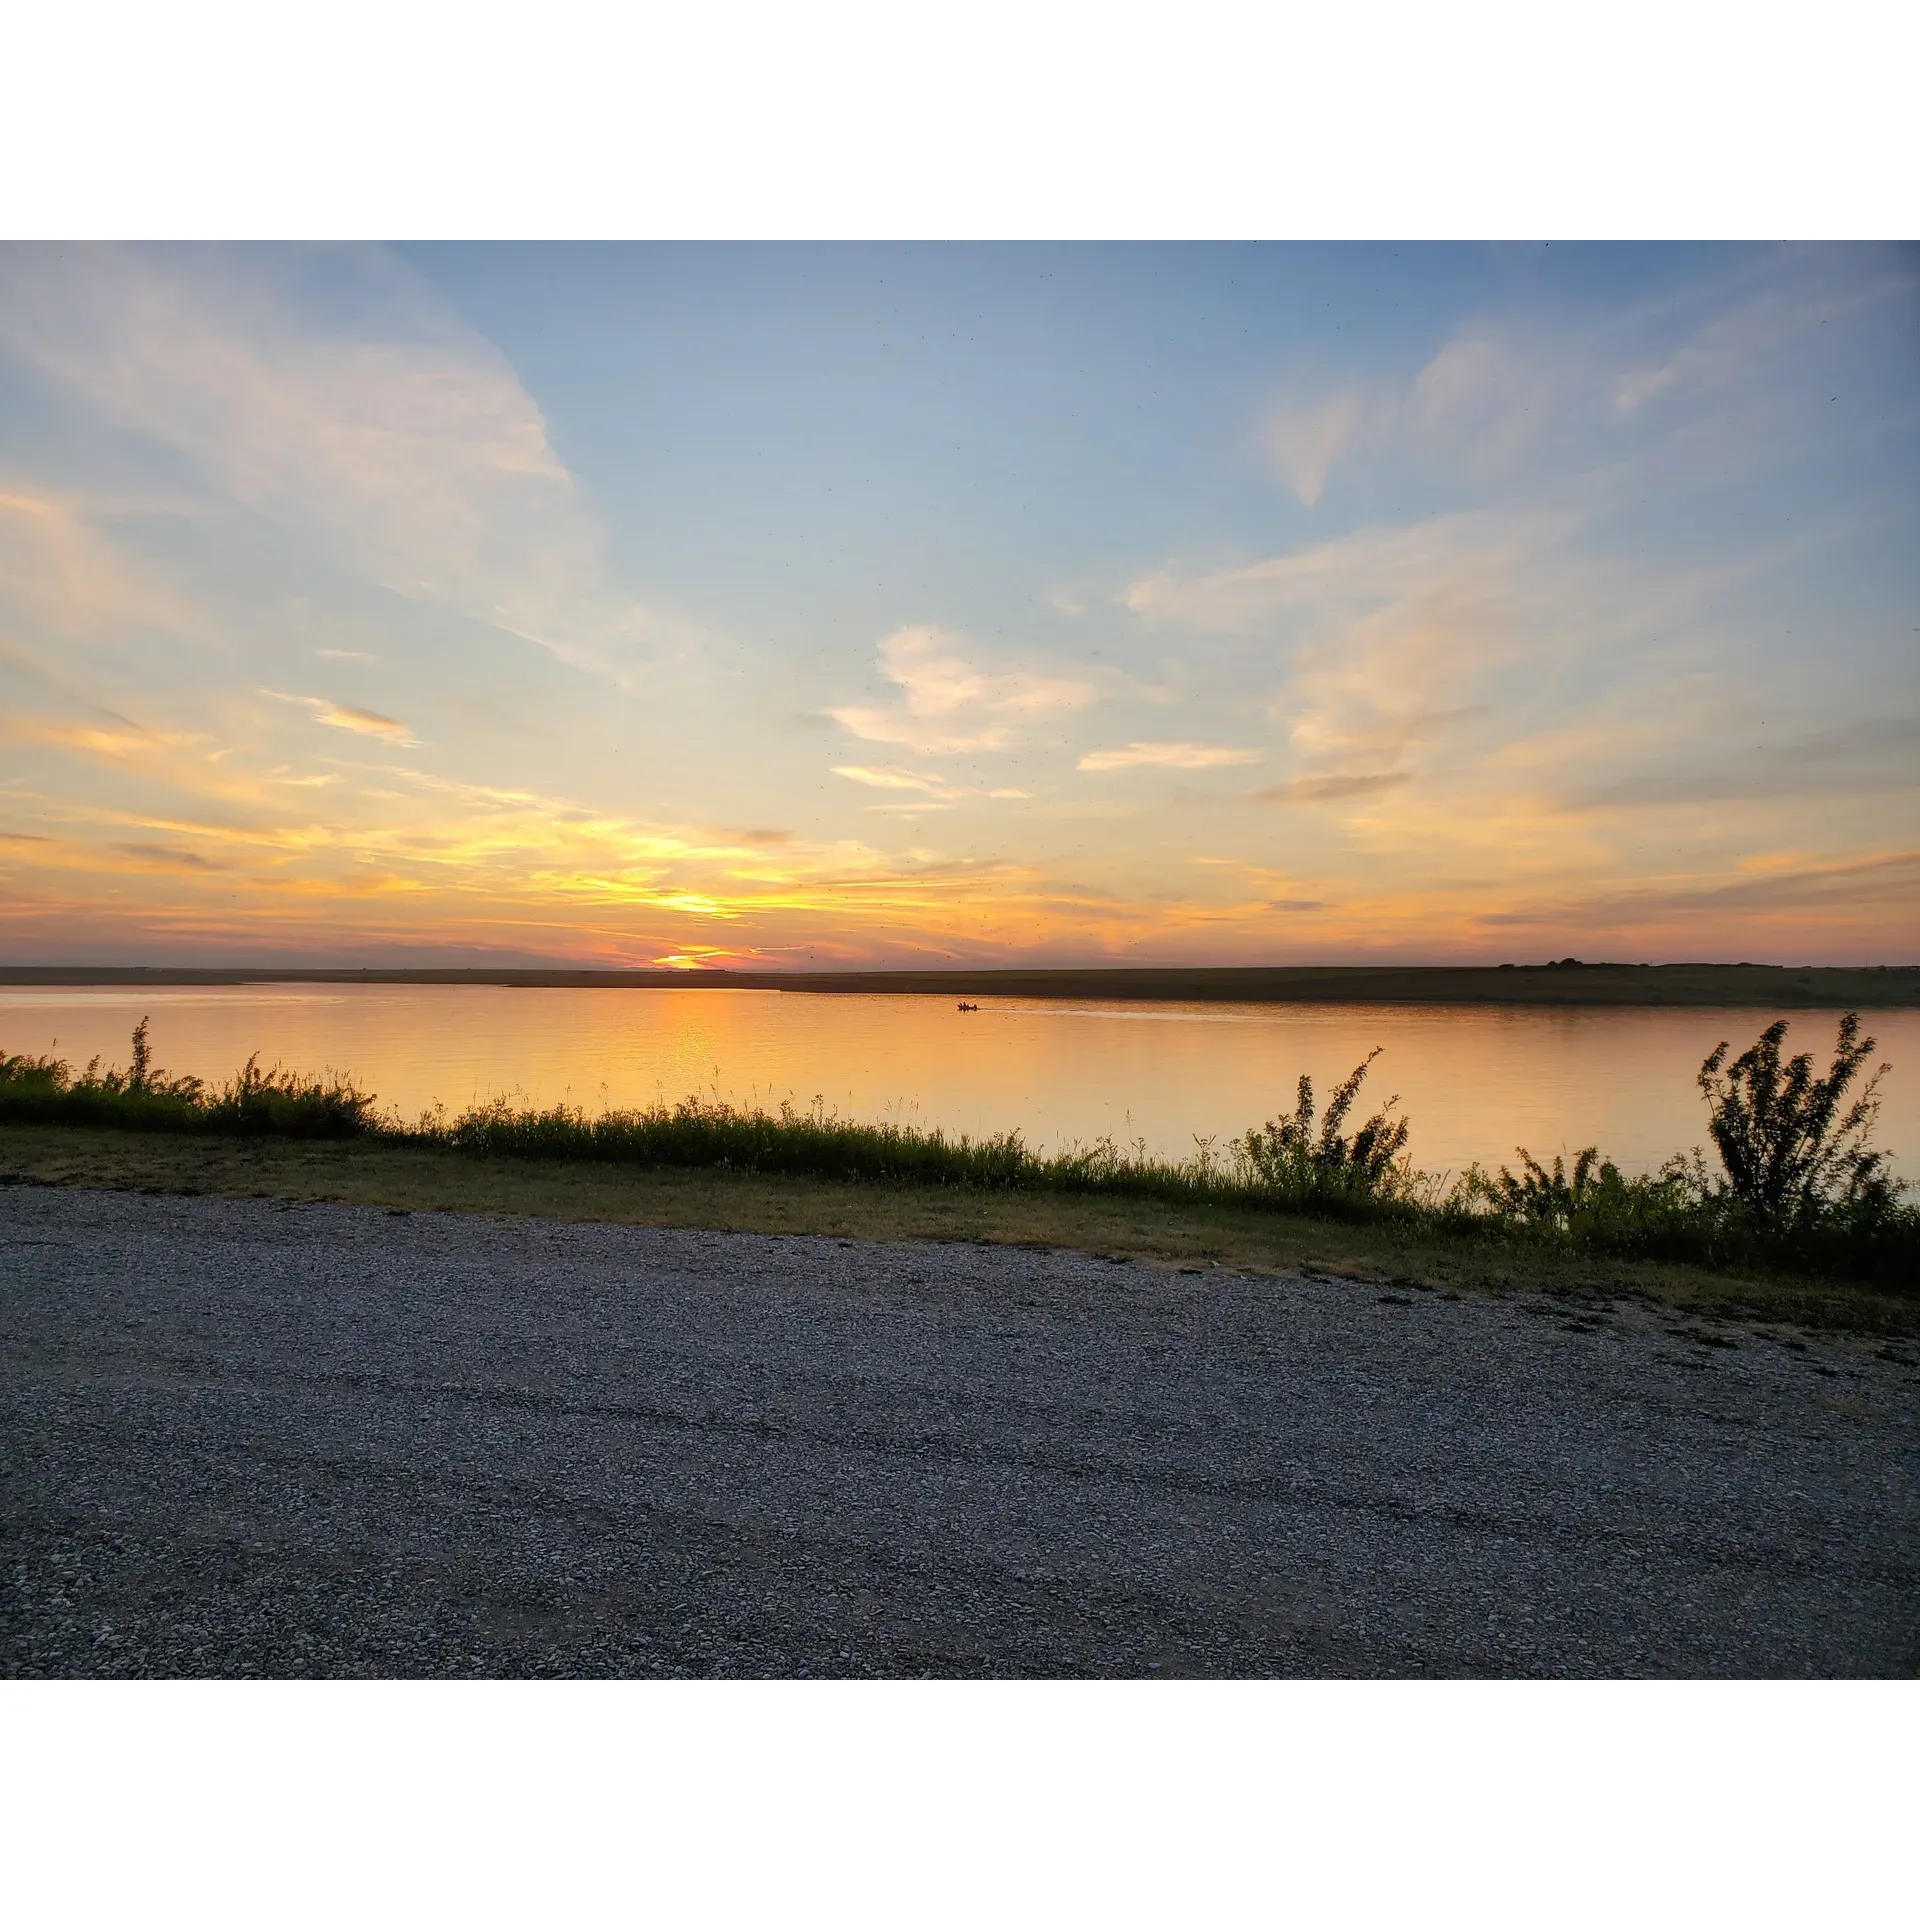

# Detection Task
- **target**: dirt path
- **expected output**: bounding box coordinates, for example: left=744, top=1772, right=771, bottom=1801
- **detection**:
left=3, top=1186, right=1914, bottom=1676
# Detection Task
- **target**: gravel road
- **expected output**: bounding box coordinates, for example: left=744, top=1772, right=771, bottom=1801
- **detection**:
left=3, top=1185, right=1915, bottom=1677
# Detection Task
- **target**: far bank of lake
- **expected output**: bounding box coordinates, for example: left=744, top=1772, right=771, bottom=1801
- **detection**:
left=5, top=962, right=1917, bottom=1008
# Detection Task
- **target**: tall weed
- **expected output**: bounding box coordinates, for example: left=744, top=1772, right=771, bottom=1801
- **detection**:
left=1233, top=1049, right=1415, bottom=1208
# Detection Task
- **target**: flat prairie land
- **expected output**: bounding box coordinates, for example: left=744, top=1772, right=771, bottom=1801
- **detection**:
left=4, top=961, right=1916, bottom=1006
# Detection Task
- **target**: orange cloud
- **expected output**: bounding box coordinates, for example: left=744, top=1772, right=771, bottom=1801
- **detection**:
left=1078, top=742, right=1261, bottom=773
left=1251, top=773, right=1409, bottom=803
left=263, top=692, right=420, bottom=745
left=830, top=626, right=1097, bottom=755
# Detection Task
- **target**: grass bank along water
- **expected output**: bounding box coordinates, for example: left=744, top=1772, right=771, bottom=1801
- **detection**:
left=2, top=1013, right=1914, bottom=1297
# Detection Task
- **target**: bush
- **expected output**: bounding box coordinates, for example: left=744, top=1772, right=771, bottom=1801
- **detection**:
left=1234, top=1049, right=1413, bottom=1206
left=1462, top=1013, right=1915, bottom=1282
left=1696, top=1013, right=1896, bottom=1230
left=1462, top=1147, right=1708, bottom=1261
left=1477, top=1146, right=1608, bottom=1227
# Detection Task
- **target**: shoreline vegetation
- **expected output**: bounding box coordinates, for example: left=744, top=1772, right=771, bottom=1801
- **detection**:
left=3, top=961, right=1918, bottom=1007
left=3, top=1014, right=1913, bottom=1327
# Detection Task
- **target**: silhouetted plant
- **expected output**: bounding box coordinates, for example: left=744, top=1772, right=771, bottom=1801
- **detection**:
left=1235, top=1049, right=1411, bottom=1201
left=1697, top=1013, right=1895, bottom=1229
left=205, top=1054, right=378, bottom=1140
left=0, top=1020, right=203, bottom=1124
left=1482, top=1146, right=1607, bottom=1226
left=0, top=1049, right=71, bottom=1096
left=0, top=1023, right=369, bottom=1138
left=442, top=1089, right=1041, bottom=1186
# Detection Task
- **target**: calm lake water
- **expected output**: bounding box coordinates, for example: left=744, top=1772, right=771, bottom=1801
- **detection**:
left=4, top=984, right=1917, bottom=1179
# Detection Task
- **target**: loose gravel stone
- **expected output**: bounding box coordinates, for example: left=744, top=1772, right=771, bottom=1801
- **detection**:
left=2, top=1186, right=1914, bottom=1677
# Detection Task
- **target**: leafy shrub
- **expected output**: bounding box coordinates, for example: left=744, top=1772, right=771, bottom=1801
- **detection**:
left=1456, top=1013, right=1915, bottom=1282
left=1462, top=1146, right=1708, bottom=1260
left=1477, top=1146, right=1608, bottom=1227
left=1234, top=1049, right=1413, bottom=1205
left=1696, top=1013, right=1896, bottom=1229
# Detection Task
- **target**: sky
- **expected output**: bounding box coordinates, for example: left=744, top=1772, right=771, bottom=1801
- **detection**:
left=1, top=241, right=1915, bottom=969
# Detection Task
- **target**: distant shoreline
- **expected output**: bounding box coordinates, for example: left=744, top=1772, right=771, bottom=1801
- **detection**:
left=4, top=962, right=1916, bottom=1007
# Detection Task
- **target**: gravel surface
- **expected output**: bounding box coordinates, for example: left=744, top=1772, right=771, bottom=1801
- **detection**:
left=3, top=1185, right=1915, bottom=1677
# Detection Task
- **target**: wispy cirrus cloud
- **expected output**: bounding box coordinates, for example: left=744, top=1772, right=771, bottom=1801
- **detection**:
left=829, top=625, right=1097, bottom=755
left=832, top=764, right=944, bottom=792
left=0, top=245, right=676, bottom=683
left=1123, top=508, right=1561, bottom=813
left=1258, top=330, right=1559, bottom=507
left=263, top=691, right=420, bottom=746
left=1475, top=849, right=1920, bottom=935
left=1611, top=252, right=1910, bottom=418
left=832, top=763, right=1029, bottom=809
left=1261, top=387, right=1393, bottom=506
left=1255, top=251, right=1919, bottom=514
left=1077, top=741, right=1261, bottom=772
left=111, top=841, right=227, bottom=870
left=1250, top=772, right=1410, bottom=804
left=1562, top=714, right=1920, bottom=812
left=2, top=712, right=204, bottom=764
left=0, top=483, right=204, bottom=647
left=1123, top=508, right=1563, bottom=632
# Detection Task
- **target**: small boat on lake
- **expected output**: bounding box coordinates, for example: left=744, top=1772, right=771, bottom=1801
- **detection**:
left=956, top=1001, right=980, bottom=1012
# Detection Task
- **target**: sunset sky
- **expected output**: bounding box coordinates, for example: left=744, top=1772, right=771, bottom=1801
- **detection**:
left=2, top=241, right=1915, bottom=968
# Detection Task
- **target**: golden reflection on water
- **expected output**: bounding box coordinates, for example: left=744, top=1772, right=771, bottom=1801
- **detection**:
left=4, top=985, right=1918, bottom=1178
